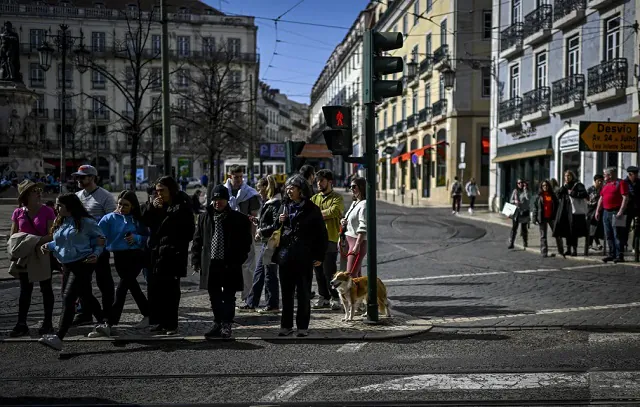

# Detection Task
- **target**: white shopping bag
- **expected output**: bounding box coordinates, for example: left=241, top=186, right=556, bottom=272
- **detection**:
left=502, top=202, right=517, bottom=218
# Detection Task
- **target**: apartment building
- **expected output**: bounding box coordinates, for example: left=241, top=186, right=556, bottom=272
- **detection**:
left=309, top=9, right=366, bottom=180
left=257, top=82, right=310, bottom=143
left=490, top=0, right=638, bottom=211
left=373, top=0, right=492, bottom=207
left=5, top=0, right=257, bottom=187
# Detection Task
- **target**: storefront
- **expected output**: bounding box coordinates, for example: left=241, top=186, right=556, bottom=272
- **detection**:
left=556, top=129, right=595, bottom=184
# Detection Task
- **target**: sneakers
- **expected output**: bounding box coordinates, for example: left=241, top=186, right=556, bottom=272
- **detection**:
left=150, top=324, right=166, bottom=333
left=220, top=323, right=232, bottom=339
left=165, top=328, right=179, bottom=335
left=468, top=208, right=474, bottom=215
left=236, top=304, right=255, bottom=313
left=312, top=298, right=330, bottom=309
left=278, top=328, right=294, bottom=337
left=451, top=210, right=457, bottom=215
left=9, top=323, right=29, bottom=338
left=71, top=314, right=94, bottom=326
left=87, top=323, right=111, bottom=338
left=135, top=316, right=150, bottom=329
left=39, top=334, right=63, bottom=351
left=296, top=329, right=309, bottom=337
left=205, top=323, right=222, bottom=339
left=330, top=299, right=342, bottom=311
left=257, top=306, right=280, bottom=314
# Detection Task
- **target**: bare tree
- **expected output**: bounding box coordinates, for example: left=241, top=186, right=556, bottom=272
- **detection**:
left=80, top=0, right=163, bottom=190
left=172, top=43, right=255, bottom=188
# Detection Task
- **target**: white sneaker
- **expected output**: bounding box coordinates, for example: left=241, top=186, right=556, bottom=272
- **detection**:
left=330, top=299, right=342, bottom=311
left=312, top=298, right=330, bottom=309
left=135, top=316, right=150, bottom=329
left=87, top=323, right=111, bottom=338
left=451, top=210, right=456, bottom=215
left=39, top=334, right=62, bottom=351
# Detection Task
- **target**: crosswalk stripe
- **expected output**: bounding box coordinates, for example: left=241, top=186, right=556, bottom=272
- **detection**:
left=337, top=343, right=367, bottom=353
left=260, top=374, right=322, bottom=402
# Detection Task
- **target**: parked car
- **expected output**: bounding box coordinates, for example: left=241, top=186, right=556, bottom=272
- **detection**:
left=187, top=177, right=202, bottom=188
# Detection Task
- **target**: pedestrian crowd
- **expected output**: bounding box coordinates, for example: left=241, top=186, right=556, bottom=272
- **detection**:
left=7, top=163, right=368, bottom=351
left=506, top=166, right=640, bottom=263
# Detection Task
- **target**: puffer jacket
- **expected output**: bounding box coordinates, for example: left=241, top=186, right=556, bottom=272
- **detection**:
left=257, top=193, right=282, bottom=239
left=141, top=191, right=195, bottom=278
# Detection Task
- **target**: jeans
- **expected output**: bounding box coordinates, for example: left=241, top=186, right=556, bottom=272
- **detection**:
left=148, top=273, right=181, bottom=330
left=58, top=260, right=104, bottom=340
left=346, top=236, right=366, bottom=277
left=78, top=250, right=114, bottom=319
left=618, top=213, right=637, bottom=251
left=603, top=209, right=623, bottom=259
left=314, top=242, right=338, bottom=301
left=469, top=196, right=476, bottom=210
left=538, top=219, right=563, bottom=255
left=452, top=195, right=461, bottom=212
left=17, top=273, right=54, bottom=326
left=109, top=250, right=150, bottom=326
left=208, top=261, right=236, bottom=324
left=246, top=243, right=279, bottom=309
left=509, top=219, right=528, bottom=246
left=279, top=261, right=313, bottom=330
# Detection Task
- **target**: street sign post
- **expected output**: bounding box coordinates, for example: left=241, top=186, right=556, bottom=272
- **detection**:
left=579, top=121, right=639, bottom=152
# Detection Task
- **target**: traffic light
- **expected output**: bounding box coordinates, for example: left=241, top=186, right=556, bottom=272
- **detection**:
left=363, top=30, right=404, bottom=104
left=322, top=105, right=353, bottom=156
left=285, top=140, right=306, bottom=175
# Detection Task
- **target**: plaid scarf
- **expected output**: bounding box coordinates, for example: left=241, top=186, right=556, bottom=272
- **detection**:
left=210, top=210, right=228, bottom=260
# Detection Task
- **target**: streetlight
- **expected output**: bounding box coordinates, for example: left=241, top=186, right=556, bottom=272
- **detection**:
left=37, top=24, right=89, bottom=192
left=442, top=67, right=456, bottom=91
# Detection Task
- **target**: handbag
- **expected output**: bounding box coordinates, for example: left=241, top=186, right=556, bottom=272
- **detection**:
left=263, top=206, right=287, bottom=264
left=24, top=209, right=60, bottom=272
left=570, top=196, right=588, bottom=215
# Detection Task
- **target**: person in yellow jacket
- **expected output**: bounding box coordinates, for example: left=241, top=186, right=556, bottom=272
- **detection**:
left=310, top=169, right=344, bottom=310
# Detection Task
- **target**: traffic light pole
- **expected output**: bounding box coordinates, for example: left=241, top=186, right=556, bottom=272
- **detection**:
left=364, top=101, right=379, bottom=323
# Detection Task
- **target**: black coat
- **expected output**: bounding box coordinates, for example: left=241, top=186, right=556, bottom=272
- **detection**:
left=141, top=191, right=195, bottom=278
left=191, top=206, right=252, bottom=291
left=532, top=191, right=559, bottom=225
left=274, top=199, right=328, bottom=266
left=257, top=195, right=282, bottom=239
left=553, top=181, right=589, bottom=239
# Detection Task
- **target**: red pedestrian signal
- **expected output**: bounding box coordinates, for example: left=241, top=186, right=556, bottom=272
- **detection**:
left=322, top=106, right=351, bottom=129
left=336, top=111, right=344, bottom=127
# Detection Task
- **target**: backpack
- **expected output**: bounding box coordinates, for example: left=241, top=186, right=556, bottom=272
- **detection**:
left=452, top=182, right=462, bottom=195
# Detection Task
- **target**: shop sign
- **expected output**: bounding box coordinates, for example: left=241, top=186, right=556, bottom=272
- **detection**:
left=560, top=134, right=579, bottom=150
left=512, top=126, right=536, bottom=140
left=579, top=121, right=638, bottom=152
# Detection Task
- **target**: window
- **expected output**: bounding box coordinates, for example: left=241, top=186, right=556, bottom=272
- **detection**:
left=177, top=69, right=190, bottom=88
left=604, top=15, right=621, bottom=61
left=383, top=111, right=388, bottom=129
left=151, top=96, right=161, bottom=117
left=481, top=67, right=491, bottom=97
left=425, top=33, right=432, bottom=56
left=512, top=0, right=521, bottom=24
left=509, top=64, right=520, bottom=98
left=177, top=98, right=189, bottom=113
left=57, top=63, right=73, bottom=88
left=436, top=130, right=446, bottom=187
left=125, top=67, right=134, bottom=87
left=92, top=125, right=108, bottom=149
left=150, top=68, right=161, bottom=90
left=403, top=15, right=408, bottom=35
left=33, top=94, right=45, bottom=111
left=92, top=96, right=107, bottom=118
left=480, top=127, right=490, bottom=186
left=426, top=0, right=432, bottom=13
left=29, top=63, right=45, bottom=88
left=202, top=37, right=215, bottom=55
left=412, top=93, right=418, bottom=115
left=152, top=35, right=161, bottom=55
left=413, top=1, right=420, bottom=26
left=125, top=33, right=138, bottom=53
left=391, top=104, right=397, bottom=124
left=412, top=45, right=419, bottom=63
left=425, top=84, right=431, bottom=110
left=177, top=36, right=190, bottom=57
left=439, top=75, right=445, bottom=100
left=228, top=38, right=241, bottom=56
left=30, top=29, right=46, bottom=50
left=535, top=51, right=547, bottom=88
left=440, top=20, right=447, bottom=45
left=401, top=99, right=407, bottom=121
left=92, top=32, right=106, bottom=52
left=92, top=67, right=105, bottom=89
left=230, top=70, right=242, bottom=86
left=483, top=11, right=492, bottom=40
left=566, top=35, right=580, bottom=76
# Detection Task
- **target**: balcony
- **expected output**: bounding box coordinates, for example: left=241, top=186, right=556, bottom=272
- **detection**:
left=419, top=58, right=433, bottom=79
left=87, top=110, right=110, bottom=121
left=551, top=75, right=585, bottom=114
left=553, top=0, right=585, bottom=30
left=53, top=109, right=77, bottom=120
left=586, top=58, right=628, bottom=104
left=377, top=130, right=386, bottom=142
left=30, top=109, right=48, bottom=119
left=523, top=5, right=552, bottom=47
left=498, top=97, right=522, bottom=129
left=407, top=114, right=416, bottom=129
left=418, top=107, right=431, bottom=126
left=431, top=99, right=447, bottom=121
left=394, top=120, right=405, bottom=135
left=386, top=126, right=394, bottom=139
left=432, top=44, right=449, bottom=70
left=121, top=110, right=134, bottom=119
left=588, top=0, right=616, bottom=9
left=522, top=87, right=550, bottom=122
left=500, top=22, right=523, bottom=59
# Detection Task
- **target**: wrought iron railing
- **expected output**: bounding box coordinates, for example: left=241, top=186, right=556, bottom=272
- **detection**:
left=395, top=120, right=405, bottom=134
left=30, top=109, right=48, bottom=119
left=500, top=22, right=523, bottom=52
left=407, top=114, right=416, bottom=128
left=432, top=44, right=448, bottom=65
left=88, top=110, right=110, bottom=120
left=523, top=5, right=552, bottom=38
left=551, top=75, right=585, bottom=107
left=553, top=0, right=586, bottom=22
left=431, top=99, right=447, bottom=117
left=587, top=58, right=628, bottom=97
left=420, top=58, right=432, bottom=75
left=418, top=107, right=431, bottom=123
left=53, top=109, right=77, bottom=120
left=522, top=87, right=550, bottom=116
left=498, top=97, right=522, bottom=123
left=386, top=126, right=394, bottom=138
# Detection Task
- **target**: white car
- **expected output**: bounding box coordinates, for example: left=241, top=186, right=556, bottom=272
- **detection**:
left=187, top=178, right=202, bottom=189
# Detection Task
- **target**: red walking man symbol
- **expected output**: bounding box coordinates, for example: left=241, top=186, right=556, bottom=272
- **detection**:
left=336, top=111, right=344, bottom=127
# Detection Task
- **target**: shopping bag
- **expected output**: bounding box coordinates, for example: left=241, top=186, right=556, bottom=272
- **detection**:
left=502, top=202, right=517, bottom=218
left=570, top=197, right=588, bottom=215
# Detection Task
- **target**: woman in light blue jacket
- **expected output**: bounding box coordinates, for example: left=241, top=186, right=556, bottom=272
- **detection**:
left=39, top=193, right=105, bottom=351
left=92, top=190, right=150, bottom=337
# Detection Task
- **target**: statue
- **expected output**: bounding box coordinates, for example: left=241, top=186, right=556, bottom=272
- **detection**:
left=0, top=22, right=22, bottom=83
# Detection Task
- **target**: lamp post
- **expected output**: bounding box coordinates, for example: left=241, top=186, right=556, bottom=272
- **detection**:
left=37, top=24, right=90, bottom=192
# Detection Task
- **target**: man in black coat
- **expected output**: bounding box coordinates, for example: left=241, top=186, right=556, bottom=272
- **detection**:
left=191, top=184, right=252, bottom=339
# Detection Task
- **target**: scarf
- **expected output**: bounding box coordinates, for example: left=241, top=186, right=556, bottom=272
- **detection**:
left=210, top=209, right=228, bottom=260
left=224, top=179, right=260, bottom=212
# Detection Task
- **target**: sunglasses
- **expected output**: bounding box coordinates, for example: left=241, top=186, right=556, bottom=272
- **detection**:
left=350, top=185, right=357, bottom=190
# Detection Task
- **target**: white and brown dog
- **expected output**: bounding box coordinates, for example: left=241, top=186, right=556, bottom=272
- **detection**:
left=330, top=271, right=391, bottom=322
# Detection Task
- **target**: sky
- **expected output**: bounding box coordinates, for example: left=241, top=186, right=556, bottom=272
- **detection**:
left=204, top=0, right=370, bottom=104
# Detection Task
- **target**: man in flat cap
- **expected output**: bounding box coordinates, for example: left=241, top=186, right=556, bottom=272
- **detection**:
left=620, top=166, right=640, bottom=253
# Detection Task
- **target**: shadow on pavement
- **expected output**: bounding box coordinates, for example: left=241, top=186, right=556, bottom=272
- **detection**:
left=393, top=304, right=534, bottom=319
left=1, top=396, right=123, bottom=406
left=388, top=295, right=481, bottom=302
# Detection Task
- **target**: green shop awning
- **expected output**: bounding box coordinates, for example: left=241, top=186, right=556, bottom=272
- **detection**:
left=492, top=137, right=553, bottom=164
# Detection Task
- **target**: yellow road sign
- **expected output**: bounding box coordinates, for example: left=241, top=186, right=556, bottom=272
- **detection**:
left=579, top=121, right=638, bottom=152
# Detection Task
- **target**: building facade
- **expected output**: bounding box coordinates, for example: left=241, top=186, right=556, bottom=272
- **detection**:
left=490, top=0, right=639, bottom=211
left=257, top=82, right=310, bottom=143
left=373, top=0, right=492, bottom=207
left=309, top=9, right=366, bottom=181
left=4, top=0, right=258, bottom=187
